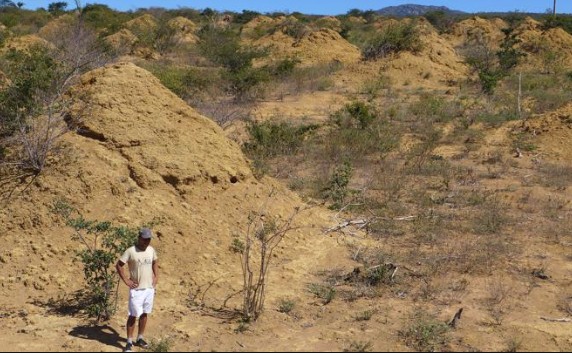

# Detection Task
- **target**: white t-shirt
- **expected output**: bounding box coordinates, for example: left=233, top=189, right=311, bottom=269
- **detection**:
left=119, top=245, right=157, bottom=289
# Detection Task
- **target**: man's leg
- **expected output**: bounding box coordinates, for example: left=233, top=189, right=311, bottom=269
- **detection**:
left=135, top=288, right=154, bottom=348
left=125, top=315, right=137, bottom=350
left=138, top=313, right=148, bottom=337
left=126, top=316, right=136, bottom=340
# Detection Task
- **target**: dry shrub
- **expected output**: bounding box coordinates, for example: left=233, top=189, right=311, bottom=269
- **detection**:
left=537, top=162, right=572, bottom=190
left=399, top=309, right=450, bottom=352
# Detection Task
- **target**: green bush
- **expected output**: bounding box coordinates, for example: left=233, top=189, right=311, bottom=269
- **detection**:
left=0, top=8, right=51, bottom=34
left=197, top=24, right=270, bottom=100
left=279, top=17, right=311, bottom=40
left=323, top=161, right=353, bottom=209
left=66, top=216, right=139, bottom=320
left=147, top=337, right=173, bottom=352
left=463, top=27, right=524, bottom=95
left=424, top=10, right=458, bottom=34
left=542, top=14, right=572, bottom=35
left=0, top=45, right=59, bottom=135
left=270, top=57, right=301, bottom=78
left=320, top=105, right=399, bottom=164
left=277, top=297, right=296, bottom=314
left=409, top=94, right=458, bottom=123
left=243, top=120, right=318, bottom=158
left=400, top=310, right=450, bottom=352
left=142, top=63, right=189, bottom=98
left=332, top=101, right=377, bottom=129
left=81, top=4, right=133, bottom=36
left=308, top=283, right=336, bottom=304
left=362, top=21, right=423, bottom=60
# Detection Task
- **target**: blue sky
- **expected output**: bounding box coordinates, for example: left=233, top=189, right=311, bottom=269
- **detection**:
left=22, top=1, right=570, bottom=15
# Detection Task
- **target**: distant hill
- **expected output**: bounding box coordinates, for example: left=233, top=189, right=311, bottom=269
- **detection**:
left=376, top=4, right=466, bottom=17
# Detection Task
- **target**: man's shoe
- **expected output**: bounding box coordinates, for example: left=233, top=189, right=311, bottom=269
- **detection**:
left=124, top=342, right=134, bottom=352
left=135, top=338, right=149, bottom=349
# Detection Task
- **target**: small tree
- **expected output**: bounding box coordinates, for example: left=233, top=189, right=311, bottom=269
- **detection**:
left=462, top=28, right=524, bottom=95
left=197, top=24, right=269, bottom=101
left=48, top=1, right=68, bottom=15
left=67, top=216, right=138, bottom=321
left=239, top=190, right=302, bottom=321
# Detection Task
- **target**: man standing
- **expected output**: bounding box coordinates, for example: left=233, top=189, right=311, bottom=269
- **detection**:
left=116, top=228, right=159, bottom=352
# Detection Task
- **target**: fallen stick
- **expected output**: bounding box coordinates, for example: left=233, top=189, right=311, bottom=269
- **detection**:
left=540, top=317, right=572, bottom=322
left=325, top=219, right=367, bottom=233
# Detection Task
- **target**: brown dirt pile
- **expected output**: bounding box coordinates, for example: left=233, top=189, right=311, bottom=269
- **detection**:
left=37, top=13, right=77, bottom=39
left=245, top=16, right=361, bottom=67
left=104, top=28, right=138, bottom=56
left=167, top=16, right=198, bottom=44
left=447, top=16, right=508, bottom=48
left=519, top=103, right=572, bottom=162
left=513, top=17, right=572, bottom=71
left=1, top=34, right=50, bottom=53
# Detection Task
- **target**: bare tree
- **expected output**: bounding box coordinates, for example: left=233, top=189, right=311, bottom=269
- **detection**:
left=240, top=189, right=303, bottom=321
left=0, top=11, right=113, bottom=202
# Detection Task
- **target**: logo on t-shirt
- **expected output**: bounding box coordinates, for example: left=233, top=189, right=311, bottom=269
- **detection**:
left=137, top=257, right=153, bottom=266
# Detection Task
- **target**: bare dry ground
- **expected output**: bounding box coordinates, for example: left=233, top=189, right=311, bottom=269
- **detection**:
left=1, top=13, right=572, bottom=352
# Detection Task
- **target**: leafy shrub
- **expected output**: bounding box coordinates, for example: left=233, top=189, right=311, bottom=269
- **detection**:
left=542, top=14, right=572, bottom=35
left=277, top=297, right=296, bottom=314
left=424, top=10, right=457, bottom=34
left=0, top=16, right=111, bottom=175
left=344, top=340, right=373, bottom=352
left=67, top=216, right=139, bottom=320
left=279, top=17, right=311, bottom=40
left=153, top=17, right=182, bottom=55
left=81, top=4, right=133, bottom=35
left=0, top=45, right=58, bottom=135
left=409, top=94, right=458, bottom=123
left=147, top=337, right=173, bottom=352
left=197, top=24, right=270, bottom=100
left=332, top=101, right=377, bottom=129
left=321, top=108, right=399, bottom=164
left=143, top=63, right=189, bottom=98
left=323, top=161, right=353, bottom=209
left=463, top=28, right=524, bottom=94
left=270, top=57, right=301, bottom=78
left=0, top=8, right=51, bottom=34
left=400, top=310, right=450, bottom=352
left=243, top=120, right=318, bottom=158
left=47, top=1, right=68, bottom=16
left=362, top=21, right=423, bottom=60
left=308, top=283, right=336, bottom=304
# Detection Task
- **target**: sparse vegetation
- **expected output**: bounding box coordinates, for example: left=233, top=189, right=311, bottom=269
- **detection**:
left=277, top=297, right=296, bottom=314
left=400, top=309, right=450, bottom=352
left=147, top=337, right=173, bottom=352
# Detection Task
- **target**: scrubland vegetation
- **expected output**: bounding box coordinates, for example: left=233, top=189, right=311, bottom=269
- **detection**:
left=2, top=2, right=572, bottom=351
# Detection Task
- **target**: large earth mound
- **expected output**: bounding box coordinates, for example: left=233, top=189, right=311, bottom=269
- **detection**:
left=244, top=16, right=361, bottom=67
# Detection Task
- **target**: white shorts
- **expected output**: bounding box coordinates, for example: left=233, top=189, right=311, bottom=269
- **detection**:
left=128, top=288, right=155, bottom=318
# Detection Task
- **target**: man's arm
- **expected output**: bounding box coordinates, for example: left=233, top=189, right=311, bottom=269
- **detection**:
left=116, top=260, right=138, bottom=289
left=152, top=260, right=158, bottom=288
